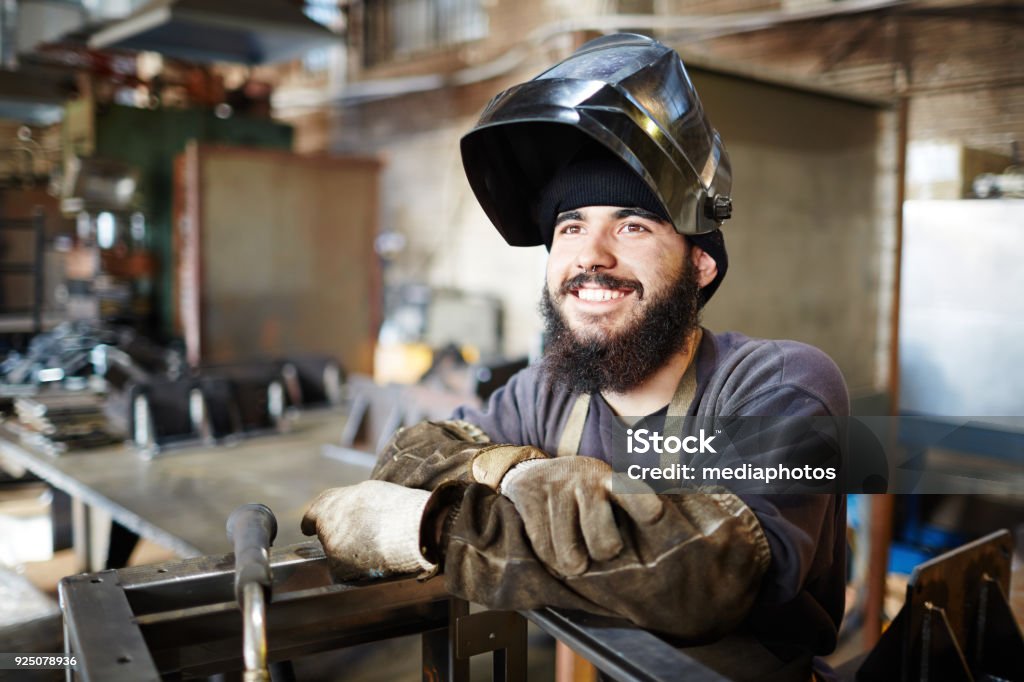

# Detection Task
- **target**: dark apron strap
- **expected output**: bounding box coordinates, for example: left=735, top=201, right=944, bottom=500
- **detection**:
left=556, top=329, right=703, bottom=457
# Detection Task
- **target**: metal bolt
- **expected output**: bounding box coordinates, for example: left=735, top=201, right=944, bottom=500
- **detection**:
left=707, top=195, right=732, bottom=221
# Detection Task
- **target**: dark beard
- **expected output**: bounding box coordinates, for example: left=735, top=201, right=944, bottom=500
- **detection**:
left=540, top=263, right=702, bottom=394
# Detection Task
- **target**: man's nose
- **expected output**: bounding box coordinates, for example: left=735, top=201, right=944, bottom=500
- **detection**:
left=575, top=234, right=616, bottom=272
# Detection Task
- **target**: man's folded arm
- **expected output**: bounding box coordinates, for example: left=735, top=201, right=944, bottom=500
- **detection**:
left=368, top=410, right=772, bottom=640
left=428, top=481, right=771, bottom=641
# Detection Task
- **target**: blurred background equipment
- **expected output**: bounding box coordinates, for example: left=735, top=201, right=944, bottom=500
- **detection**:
left=376, top=284, right=510, bottom=389
left=127, top=358, right=331, bottom=456
left=847, top=530, right=1024, bottom=681
left=192, top=362, right=286, bottom=441
left=0, top=322, right=184, bottom=456
left=279, top=353, right=343, bottom=408
left=972, top=143, right=1024, bottom=199
left=60, top=156, right=158, bottom=332
left=11, top=392, right=118, bottom=455
left=0, top=320, right=341, bottom=457
left=0, top=320, right=114, bottom=388
left=88, top=0, right=341, bottom=65
left=0, top=68, right=66, bottom=126
left=60, top=156, right=139, bottom=214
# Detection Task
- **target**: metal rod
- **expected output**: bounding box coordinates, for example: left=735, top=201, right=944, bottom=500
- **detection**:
left=242, top=582, right=269, bottom=682
left=227, top=504, right=277, bottom=682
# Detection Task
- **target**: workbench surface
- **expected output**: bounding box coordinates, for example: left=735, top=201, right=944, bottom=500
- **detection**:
left=0, top=409, right=372, bottom=558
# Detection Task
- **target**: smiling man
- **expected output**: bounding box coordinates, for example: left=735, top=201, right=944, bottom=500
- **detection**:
left=537, top=156, right=717, bottom=415
left=303, top=34, right=849, bottom=682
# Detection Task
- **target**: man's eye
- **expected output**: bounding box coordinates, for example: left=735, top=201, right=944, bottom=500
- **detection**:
left=559, top=224, right=583, bottom=235
left=621, top=223, right=649, bottom=233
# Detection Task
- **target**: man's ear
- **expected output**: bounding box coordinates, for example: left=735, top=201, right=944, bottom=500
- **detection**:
left=690, top=245, right=718, bottom=289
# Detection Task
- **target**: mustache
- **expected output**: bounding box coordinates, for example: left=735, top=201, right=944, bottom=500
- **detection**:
left=559, top=273, right=645, bottom=300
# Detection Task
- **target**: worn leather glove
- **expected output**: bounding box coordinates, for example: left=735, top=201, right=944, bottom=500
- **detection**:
left=301, top=480, right=434, bottom=581
left=470, top=444, right=549, bottom=488
left=499, top=457, right=664, bottom=577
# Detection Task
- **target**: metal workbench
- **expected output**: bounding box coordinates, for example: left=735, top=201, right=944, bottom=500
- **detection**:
left=0, top=408, right=371, bottom=569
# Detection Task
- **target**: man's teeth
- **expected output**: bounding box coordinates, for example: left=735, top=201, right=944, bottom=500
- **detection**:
left=576, top=288, right=627, bottom=302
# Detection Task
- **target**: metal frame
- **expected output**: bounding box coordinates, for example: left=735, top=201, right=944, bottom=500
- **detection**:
left=526, top=608, right=729, bottom=682
left=59, top=542, right=526, bottom=682
left=59, top=540, right=728, bottom=681
left=856, top=529, right=1024, bottom=681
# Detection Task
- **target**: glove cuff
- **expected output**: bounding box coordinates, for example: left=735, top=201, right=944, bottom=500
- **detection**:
left=471, top=445, right=548, bottom=489
left=376, top=486, right=435, bottom=576
left=497, top=458, right=547, bottom=496
left=419, top=481, right=469, bottom=568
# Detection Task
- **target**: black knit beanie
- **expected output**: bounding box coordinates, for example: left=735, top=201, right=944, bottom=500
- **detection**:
left=537, top=155, right=728, bottom=305
left=538, top=157, right=668, bottom=246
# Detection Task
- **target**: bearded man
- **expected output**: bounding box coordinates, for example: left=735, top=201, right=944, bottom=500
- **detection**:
left=302, top=34, right=849, bottom=682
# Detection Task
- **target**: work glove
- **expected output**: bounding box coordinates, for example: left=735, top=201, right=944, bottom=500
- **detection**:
left=499, top=457, right=664, bottom=577
left=470, top=444, right=549, bottom=488
left=301, top=480, right=434, bottom=581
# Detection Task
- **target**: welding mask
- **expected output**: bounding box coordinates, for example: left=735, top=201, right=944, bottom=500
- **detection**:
left=461, top=33, right=733, bottom=302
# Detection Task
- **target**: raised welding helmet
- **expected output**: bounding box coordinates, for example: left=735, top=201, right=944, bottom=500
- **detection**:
left=461, top=33, right=733, bottom=303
